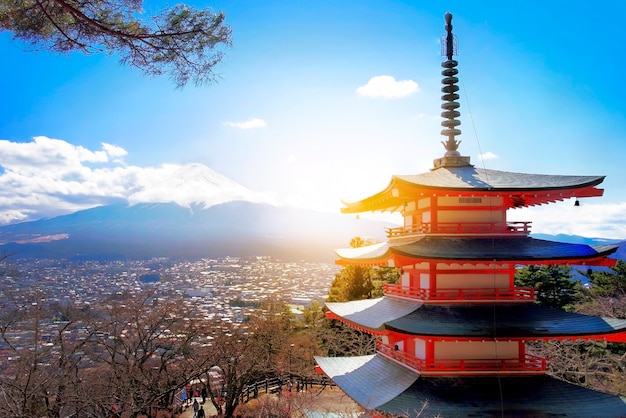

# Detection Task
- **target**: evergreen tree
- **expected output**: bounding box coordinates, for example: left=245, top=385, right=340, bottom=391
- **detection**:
left=0, top=0, right=232, bottom=87
left=583, top=260, right=626, bottom=298
left=514, top=264, right=583, bottom=309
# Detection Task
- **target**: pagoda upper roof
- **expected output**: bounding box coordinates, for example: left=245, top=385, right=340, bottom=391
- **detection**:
left=326, top=297, right=626, bottom=339
left=335, top=236, right=619, bottom=266
left=341, top=166, right=605, bottom=213
left=315, top=354, right=626, bottom=417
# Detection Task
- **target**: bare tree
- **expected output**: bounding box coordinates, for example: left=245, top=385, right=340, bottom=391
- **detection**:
left=84, top=290, right=207, bottom=417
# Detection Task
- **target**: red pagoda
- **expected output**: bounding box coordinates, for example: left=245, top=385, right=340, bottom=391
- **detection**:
left=315, top=13, right=626, bottom=417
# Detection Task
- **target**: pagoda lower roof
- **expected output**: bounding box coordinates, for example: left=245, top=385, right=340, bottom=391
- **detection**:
left=341, top=166, right=605, bottom=213
left=315, top=354, right=626, bottom=417
left=335, top=236, right=619, bottom=265
left=327, top=297, right=626, bottom=339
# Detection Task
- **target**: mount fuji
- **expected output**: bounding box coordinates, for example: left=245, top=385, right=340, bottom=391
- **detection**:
left=0, top=163, right=391, bottom=261
left=126, top=163, right=268, bottom=208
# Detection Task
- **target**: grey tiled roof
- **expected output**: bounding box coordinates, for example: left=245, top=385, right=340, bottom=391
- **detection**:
left=336, top=237, right=619, bottom=262
left=385, top=303, right=626, bottom=338
left=380, top=375, right=626, bottom=417
left=316, top=354, right=626, bottom=417
left=314, top=355, right=418, bottom=409
left=326, top=297, right=626, bottom=338
left=396, top=166, right=605, bottom=190
left=326, top=297, right=420, bottom=331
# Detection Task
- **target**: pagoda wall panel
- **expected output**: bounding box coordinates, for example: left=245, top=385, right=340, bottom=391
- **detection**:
left=417, top=198, right=430, bottom=210
left=419, top=273, right=429, bottom=289
left=401, top=271, right=411, bottom=287
left=437, top=196, right=504, bottom=207
left=438, top=209, right=504, bottom=224
left=437, top=273, right=509, bottom=289
left=437, top=263, right=510, bottom=271
left=434, top=340, right=519, bottom=360
left=414, top=338, right=426, bottom=359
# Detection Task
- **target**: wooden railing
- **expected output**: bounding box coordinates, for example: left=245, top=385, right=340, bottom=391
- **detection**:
left=377, top=341, right=546, bottom=375
left=383, top=284, right=535, bottom=302
left=385, top=221, right=531, bottom=238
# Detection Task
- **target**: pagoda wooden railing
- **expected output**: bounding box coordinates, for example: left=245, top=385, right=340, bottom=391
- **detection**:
left=383, top=284, right=535, bottom=302
left=385, top=221, right=531, bottom=238
left=377, top=341, right=546, bottom=375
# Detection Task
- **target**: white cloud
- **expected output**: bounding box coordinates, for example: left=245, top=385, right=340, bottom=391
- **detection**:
left=0, top=137, right=272, bottom=224
left=356, top=75, right=419, bottom=99
left=478, top=152, right=499, bottom=161
left=223, top=118, right=267, bottom=129
left=102, top=142, right=128, bottom=159
left=514, top=201, right=626, bottom=240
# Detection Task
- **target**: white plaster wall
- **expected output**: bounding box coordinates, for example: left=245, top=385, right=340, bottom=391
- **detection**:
left=434, top=341, right=519, bottom=359
left=419, top=273, right=429, bottom=289
left=437, top=274, right=509, bottom=289
left=414, top=338, right=426, bottom=359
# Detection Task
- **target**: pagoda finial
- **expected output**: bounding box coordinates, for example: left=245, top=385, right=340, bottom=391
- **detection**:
left=434, top=12, right=471, bottom=169
left=444, top=12, right=455, bottom=60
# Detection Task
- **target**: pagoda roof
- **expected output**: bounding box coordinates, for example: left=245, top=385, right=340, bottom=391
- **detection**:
left=341, top=166, right=605, bottom=213
left=386, top=303, right=626, bottom=339
left=382, top=374, right=626, bottom=417
left=335, top=236, right=619, bottom=266
left=326, top=297, right=626, bottom=339
left=326, top=298, right=420, bottom=332
left=315, top=354, right=626, bottom=417
left=314, top=354, right=418, bottom=410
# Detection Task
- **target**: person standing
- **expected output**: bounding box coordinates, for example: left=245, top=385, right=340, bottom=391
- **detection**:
left=197, top=406, right=206, bottom=418
left=192, top=399, right=199, bottom=417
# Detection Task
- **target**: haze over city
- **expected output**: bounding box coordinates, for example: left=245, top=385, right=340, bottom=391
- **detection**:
left=1, top=1, right=625, bottom=239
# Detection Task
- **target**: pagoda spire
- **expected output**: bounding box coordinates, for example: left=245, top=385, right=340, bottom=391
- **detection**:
left=433, top=12, right=471, bottom=168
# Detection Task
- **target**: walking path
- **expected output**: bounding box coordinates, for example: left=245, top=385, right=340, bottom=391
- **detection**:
left=175, top=386, right=361, bottom=417
left=178, top=397, right=218, bottom=418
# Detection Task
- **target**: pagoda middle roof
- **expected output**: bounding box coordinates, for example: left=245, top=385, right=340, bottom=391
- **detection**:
left=327, top=296, right=626, bottom=339
left=315, top=354, right=626, bottom=417
left=335, top=236, right=619, bottom=265
left=341, top=166, right=605, bottom=213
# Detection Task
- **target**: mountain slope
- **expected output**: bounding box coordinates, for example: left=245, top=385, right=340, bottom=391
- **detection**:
left=0, top=201, right=392, bottom=261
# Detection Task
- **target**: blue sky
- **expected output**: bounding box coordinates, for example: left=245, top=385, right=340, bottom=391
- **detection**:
left=1, top=1, right=626, bottom=238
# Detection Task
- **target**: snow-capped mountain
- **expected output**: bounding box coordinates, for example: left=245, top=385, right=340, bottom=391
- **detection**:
left=127, top=163, right=268, bottom=208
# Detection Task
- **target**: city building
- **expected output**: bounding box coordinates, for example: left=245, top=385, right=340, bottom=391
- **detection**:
left=315, top=13, right=626, bottom=417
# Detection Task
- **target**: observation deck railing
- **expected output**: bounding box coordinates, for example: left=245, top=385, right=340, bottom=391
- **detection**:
left=385, top=221, right=531, bottom=238
left=383, top=284, right=535, bottom=303
left=377, top=341, right=546, bottom=375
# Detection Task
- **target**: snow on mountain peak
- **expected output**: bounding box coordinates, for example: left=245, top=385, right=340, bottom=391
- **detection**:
left=127, top=163, right=268, bottom=208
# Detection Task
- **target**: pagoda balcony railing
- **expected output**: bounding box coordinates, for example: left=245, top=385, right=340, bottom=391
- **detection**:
left=377, top=341, right=546, bottom=375
left=385, top=221, right=531, bottom=238
left=383, top=284, right=535, bottom=302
